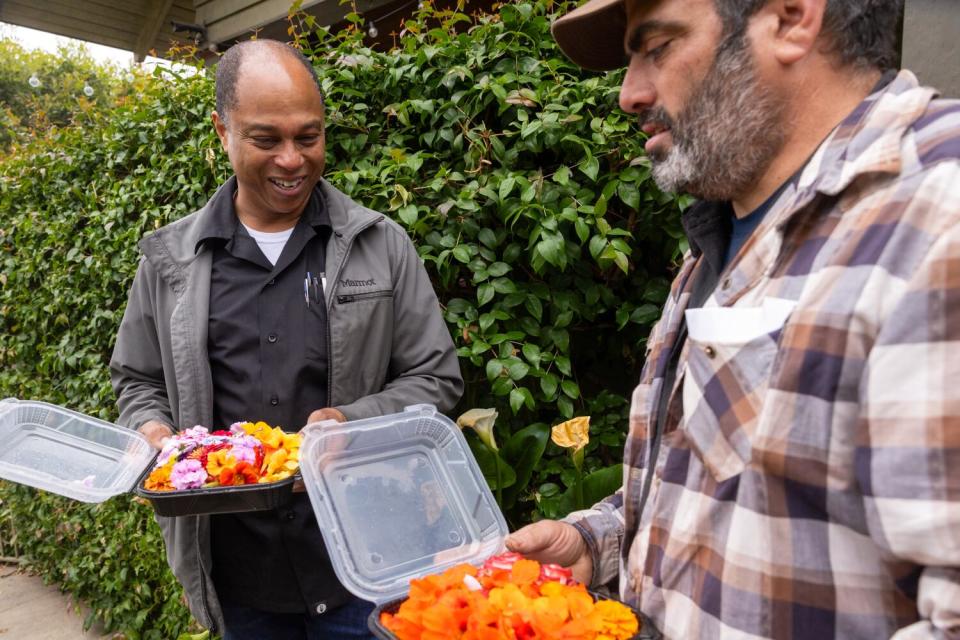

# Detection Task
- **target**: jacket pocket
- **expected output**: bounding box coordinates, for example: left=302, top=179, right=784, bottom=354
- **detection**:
left=680, top=327, right=783, bottom=482
left=336, top=289, right=394, bottom=304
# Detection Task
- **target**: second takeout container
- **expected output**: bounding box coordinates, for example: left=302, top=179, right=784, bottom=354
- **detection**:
left=299, top=404, right=509, bottom=605
left=367, top=592, right=663, bottom=640
left=0, top=397, right=295, bottom=515
left=299, top=404, right=661, bottom=639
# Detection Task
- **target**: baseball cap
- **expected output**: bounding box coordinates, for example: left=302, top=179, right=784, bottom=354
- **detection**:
left=551, top=0, right=629, bottom=71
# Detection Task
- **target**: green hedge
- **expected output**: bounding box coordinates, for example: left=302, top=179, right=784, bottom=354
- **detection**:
left=0, top=2, right=685, bottom=636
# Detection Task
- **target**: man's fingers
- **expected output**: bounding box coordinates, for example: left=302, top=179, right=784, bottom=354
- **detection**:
left=505, top=523, right=548, bottom=554
left=305, top=407, right=347, bottom=428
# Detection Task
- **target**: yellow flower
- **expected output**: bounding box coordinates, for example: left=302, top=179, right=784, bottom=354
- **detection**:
left=261, top=448, right=300, bottom=482
left=551, top=416, right=590, bottom=452
left=595, top=599, right=640, bottom=640
left=281, top=432, right=301, bottom=451
left=206, top=449, right=238, bottom=476
left=456, top=407, right=499, bottom=451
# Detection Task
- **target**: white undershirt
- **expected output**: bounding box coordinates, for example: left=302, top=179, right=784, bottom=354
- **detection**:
left=241, top=223, right=293, bottom=266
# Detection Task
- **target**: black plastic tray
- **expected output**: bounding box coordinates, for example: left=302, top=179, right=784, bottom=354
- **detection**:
left=367, top=589, right=661, bottom=639
left=135, top=474, right=296, bottom=517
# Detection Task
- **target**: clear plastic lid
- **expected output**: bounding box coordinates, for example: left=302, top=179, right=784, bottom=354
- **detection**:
left=0, top=398, right=155, bottom=503
left=299, top=404, right=508, bottom=604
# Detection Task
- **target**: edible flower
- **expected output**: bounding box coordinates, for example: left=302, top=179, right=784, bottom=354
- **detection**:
left=142, top=420, right=300, bottom=492
left=456, top=408, right=499, bottom=452
left=551, top=416, right=590, bottom=453
left=379, top=552, right=639, bottom=640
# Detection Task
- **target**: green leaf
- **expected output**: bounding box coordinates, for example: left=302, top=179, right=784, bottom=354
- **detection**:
left=487, top=261, right=510, bottom=277
left=486, top=358, right=504, bottom=382
left=501, top=423, right=550, bottom=508
left=631, top=304, right=660, bottom=325
left=491, top=277, right=517, bottom=294
left=580, top=154, right=599, bottom=181
left=466, top=436, right=517, bottom=490
left=445, top=298, right=471, bottom=315
left=508, top=361, right=530, bottom=380
left=478, top=228, right=498, bottom=248
left=524, top=295, right=543, bottom=322
left=588, top=235, right=607, bottom=259
left=479, top=312, right=495, bottom=332
left=398, top=205, right=418, bottom=226
left=561, top=379, right=580, bottom=399
left=452, top=245, right=471, bottom=263
left=499, top=177, right=516, bottom=200
left=509, top=388, right=525, bottom=414
left=553, top=165, right=571, bottom=185
left=477, top=283, right=495, bottom=306
left=540, top=372, right=558, bottom=398
left=521, top=343, right=541, bottom=367
left=574, top=218, right=590, bottom=244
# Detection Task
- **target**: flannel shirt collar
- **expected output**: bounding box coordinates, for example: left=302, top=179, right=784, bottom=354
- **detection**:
left=798, top=69, right=937, bottom=200
left=682, top=70, right=935, bottom=268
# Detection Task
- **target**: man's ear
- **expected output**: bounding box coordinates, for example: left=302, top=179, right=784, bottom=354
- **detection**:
left=211, top=111, right=229, bottom=148
left=753, top=0, right=827, bottom=66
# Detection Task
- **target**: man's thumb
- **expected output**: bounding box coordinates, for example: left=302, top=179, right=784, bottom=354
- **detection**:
left=505, top=522, right=549, bottom=554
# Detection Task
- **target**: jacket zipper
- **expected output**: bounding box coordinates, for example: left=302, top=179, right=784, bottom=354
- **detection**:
left=336, top=290, right=393, bottom=304
left=326, top=216, right=384, bottom=405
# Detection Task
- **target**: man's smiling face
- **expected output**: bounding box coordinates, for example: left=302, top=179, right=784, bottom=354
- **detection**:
left=213, top=51, right=326, bottom=230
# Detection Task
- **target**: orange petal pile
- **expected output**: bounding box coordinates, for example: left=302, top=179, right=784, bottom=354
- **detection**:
left=380, top=552, right=639, bottom=640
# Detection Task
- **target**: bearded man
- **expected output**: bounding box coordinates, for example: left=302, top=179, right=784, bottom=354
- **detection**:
left=508, top=1, right=960, bottom=638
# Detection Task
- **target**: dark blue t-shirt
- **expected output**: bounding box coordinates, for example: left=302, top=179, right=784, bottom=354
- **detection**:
left=722, top=180, right=791, bottom=269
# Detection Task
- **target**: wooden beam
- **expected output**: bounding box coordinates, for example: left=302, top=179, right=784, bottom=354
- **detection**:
left=134, top=0, right=176, bottom=61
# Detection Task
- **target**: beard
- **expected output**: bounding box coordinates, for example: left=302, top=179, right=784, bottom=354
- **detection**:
left=645, top=32, right=788, bottom=201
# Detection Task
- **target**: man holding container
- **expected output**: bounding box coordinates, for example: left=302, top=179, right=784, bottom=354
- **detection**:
left=110, top=40, right=462, bottom=638
left=509, top=0, right=960, bottom=638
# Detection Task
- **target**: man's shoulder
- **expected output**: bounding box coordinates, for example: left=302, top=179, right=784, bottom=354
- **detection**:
left=907, top=95, right=960, bottom=167
left=320, top=179, right=412, bottom=245
left=138, top=200, right=212, bottom=265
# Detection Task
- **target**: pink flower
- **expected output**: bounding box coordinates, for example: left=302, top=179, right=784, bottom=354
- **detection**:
left=170, top=459, right=207, bottom=490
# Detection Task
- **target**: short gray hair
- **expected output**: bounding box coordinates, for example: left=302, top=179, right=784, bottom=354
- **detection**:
left=713, top=0, right=902, bottom=70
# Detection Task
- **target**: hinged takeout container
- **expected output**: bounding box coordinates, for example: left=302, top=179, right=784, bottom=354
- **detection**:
left=299, top=403, right=509, bottom=605
left=299, top=404, right=660, bottom=639
left=0, top=397, right=155, bottom=503
left=0, top=397, right=294, bottom=514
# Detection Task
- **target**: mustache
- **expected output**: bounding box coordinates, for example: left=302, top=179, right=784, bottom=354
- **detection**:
left=641, top=107, right=675, bottom=131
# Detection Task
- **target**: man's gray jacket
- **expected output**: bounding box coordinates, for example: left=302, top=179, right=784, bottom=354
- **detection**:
left=109, top=178, right=463, bottom=632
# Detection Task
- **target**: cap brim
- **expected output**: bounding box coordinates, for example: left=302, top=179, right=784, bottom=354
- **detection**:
left=551, top=0, right=628, bottom=72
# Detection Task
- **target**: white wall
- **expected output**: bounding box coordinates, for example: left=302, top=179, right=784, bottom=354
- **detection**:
left=901, top=0, right=960, bottom=98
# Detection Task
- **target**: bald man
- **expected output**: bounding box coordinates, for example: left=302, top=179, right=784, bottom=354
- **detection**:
left=111, top=40, right=463, bottom=638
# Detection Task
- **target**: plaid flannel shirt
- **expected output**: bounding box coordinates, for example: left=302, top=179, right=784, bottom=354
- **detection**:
left=567, top=70, right=960, bottom=639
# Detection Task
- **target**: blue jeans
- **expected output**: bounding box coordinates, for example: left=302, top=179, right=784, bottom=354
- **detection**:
left=221, top=598, right=377, bottom=640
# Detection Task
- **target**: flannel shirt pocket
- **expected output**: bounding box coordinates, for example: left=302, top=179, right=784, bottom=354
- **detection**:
left=681, top=322, right=787, bottom=482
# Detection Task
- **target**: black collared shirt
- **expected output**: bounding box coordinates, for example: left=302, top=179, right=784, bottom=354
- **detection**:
left=196, top=177, right=352, bottom=614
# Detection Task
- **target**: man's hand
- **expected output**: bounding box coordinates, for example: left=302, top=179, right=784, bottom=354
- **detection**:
left=293, top=408, right=347, bottom=493
left=305, top=407, right=347, bottom=426
left=138, top=419, right=175, bottom=450
left=506, top=520, right=593, bottom=586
